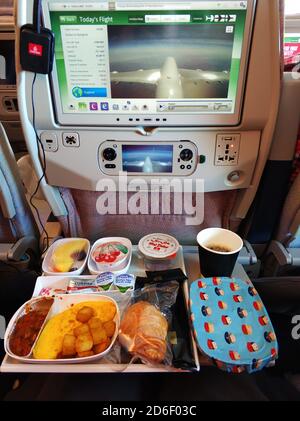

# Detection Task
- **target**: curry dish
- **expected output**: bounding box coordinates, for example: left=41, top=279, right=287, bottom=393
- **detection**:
left=9, top=298, right=54, bottom=357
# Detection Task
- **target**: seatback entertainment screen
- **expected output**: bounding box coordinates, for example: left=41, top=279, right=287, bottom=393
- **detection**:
left=284, top=33, right=300, bottom=68
left=44, top=0, right=255, bottom=126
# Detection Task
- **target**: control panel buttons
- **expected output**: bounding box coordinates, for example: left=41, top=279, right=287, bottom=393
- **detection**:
left=228, top=171, right=241, bottom=183
left=99, top=141, right=197, bottom=176
left=180, top=149, right=194, bottom=162
left=63, top=133, right=80, bottom=147
left=40, top=132, right=58, bottom=152
left=103, top=148, right=117, bottom=161
left=225, top=170, right=245, bottom=187
left=199, top=155, right=206, bottom=164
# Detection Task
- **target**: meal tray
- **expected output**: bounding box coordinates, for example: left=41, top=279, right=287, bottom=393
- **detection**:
left=1, top=246, right=200, bottom=373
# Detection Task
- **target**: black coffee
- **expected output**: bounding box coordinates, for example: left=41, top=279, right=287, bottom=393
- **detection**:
left=206, top=244, right=233, bottom=253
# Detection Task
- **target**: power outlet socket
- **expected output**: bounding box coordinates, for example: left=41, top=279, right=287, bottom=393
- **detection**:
left=215, top=134, right=240, bottom=166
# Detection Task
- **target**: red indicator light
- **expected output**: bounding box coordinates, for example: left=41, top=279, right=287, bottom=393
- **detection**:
left=28, top=42, right=43, bottom=57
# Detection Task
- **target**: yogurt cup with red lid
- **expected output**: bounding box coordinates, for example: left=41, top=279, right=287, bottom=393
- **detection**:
left=138, top=233, right=180, bottom=261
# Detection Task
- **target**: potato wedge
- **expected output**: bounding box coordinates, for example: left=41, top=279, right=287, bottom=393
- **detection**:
left=77, top=350, right=94, bottom=358
left=93, top=338, right=111, bottom=354
left=62, top=334, right=76, bottom=357
left=75, top=333, right=93, bottom=353
left=90, top=327, right=107, bottom=345
left=73, top=324, right=90, bottom=337
left=76, top=306, right=94, bottom=323
left=103, top=320, right=116, bottom=338
left=88, top=317, right=103, bottom=330
left=97, top=302, right=116, bottom=323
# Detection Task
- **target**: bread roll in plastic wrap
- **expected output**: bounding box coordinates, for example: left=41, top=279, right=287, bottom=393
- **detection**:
left=119, top=301, right=168, bottom=364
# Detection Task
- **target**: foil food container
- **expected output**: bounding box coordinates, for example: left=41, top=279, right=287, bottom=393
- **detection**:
left=4, top=294, right=120, bottom=364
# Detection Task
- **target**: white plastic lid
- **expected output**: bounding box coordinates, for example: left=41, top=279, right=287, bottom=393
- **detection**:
left=138, top=233, right=180, bottom=260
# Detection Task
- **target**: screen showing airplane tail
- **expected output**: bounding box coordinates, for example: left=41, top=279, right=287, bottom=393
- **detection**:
left=45, top=0, right=252, bottom=124
left=122, top=144, right=173, bottom=173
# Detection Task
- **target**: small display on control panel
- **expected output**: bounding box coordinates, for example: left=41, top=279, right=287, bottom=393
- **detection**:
left=99, top=141, right=198, bottom=176
left=215, top=134, right=241, bottom=166
left=122, top=145, right=173, bottom=173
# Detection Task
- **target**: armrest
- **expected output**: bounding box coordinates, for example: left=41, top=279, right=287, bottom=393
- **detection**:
left=7, top=236, right=38, bottom=261
left=237, top=240, right=258, bottom=265
left=267, top=240, right=300, bottom=267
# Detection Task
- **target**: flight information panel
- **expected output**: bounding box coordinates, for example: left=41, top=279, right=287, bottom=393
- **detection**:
left=44, top=0, right=255, bottom=126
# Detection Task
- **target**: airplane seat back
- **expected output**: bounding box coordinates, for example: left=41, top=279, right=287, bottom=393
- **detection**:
left=0, top=1, right=25, bottom=153
left=0, top=122, right=39, bottom=262
left=0, top=209, right=15, bottom=243
left=56, top=188, right=238, bottom=244
left=243, top=70, right=300, bottom=247
left=261, top=66, right=300, bottom=274
left=276, top=116, right=300, bottom=248
left=276, top=171, right=300, bottom=247
left=244, top=2, right=300, bottom=254
left=15, top=0, right=284, bottom=245
left=0, top=0, right=14, bottom=20
left=56, top=0, right=284, bottom=244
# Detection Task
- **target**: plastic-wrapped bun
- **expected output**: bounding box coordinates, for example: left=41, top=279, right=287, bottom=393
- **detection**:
left=119, top=301, right=168, bottom=364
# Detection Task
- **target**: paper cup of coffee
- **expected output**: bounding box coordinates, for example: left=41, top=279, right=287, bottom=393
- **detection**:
left=197, top=228, right=243, bottom=277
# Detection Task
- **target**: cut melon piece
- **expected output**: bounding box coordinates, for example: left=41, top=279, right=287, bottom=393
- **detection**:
left=51, top=240, right=87, bottom=272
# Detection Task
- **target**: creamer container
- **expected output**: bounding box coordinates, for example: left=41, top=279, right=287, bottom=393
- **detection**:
left=113, top=273, right=135, bottom=293
left=95, top=272, right=115, bottom=291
